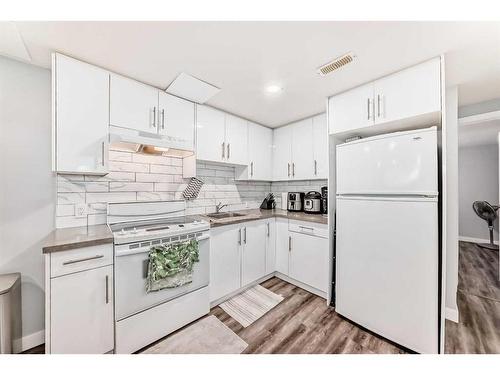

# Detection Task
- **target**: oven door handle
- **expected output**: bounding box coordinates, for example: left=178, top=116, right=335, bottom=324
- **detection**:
left=115, top=233, right=210, bottom=257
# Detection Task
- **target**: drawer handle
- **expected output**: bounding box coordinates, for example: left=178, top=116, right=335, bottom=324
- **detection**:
left=62, top=254, right=104, bottom=266
left=299, top=226, right=314, bottom=232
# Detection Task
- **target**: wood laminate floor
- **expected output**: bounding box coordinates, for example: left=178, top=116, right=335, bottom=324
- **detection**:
left=445, top=241, right=500, bottom=354
left=210, top=277, right=406, bottom=354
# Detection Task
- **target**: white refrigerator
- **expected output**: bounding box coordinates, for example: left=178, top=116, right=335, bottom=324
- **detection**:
left=335, top=126, right=439, bottom=354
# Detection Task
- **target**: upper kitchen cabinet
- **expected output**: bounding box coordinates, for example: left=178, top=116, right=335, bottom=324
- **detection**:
left=329, top=57, right=442, bottom=136
left=158, top=92, right=195, bottom=150
left=52, top=53, right=109, bottom=175
left=329, top=83, right=374, bottom=134
left=196, top=105, right=226, bottom=162
left=373, top=57, right=441, bottom=126
left=235, top=121, right=273, bottom=181
left=225, top=114, right=248, bottom=165
left=290, top=118, right=314, bottom=180
left=312, top=113, right=328, bottom=179
left=196, top=105, right=248, bottom=165
left=272, top=125, right=293, bottom=181
left=109, top=74, right=159, bottom=134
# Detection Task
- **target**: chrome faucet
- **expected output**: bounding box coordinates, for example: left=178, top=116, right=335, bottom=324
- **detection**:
left=215, top=202, right=228, bottom=213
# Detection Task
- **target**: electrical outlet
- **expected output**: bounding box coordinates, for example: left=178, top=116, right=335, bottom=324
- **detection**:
left=75, top=203, right=88, bottom=218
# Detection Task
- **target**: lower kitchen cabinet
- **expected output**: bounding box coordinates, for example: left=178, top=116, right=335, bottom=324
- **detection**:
left=209, top=225, right=242, bottom=302
left=289, top=232, right=329, bottom=292
left=241, top=221, right=267, bottom=286
left=50, top=265, right=114, bottom=354
left=45, top=244, right=114, bottom=354
left=209, top=217, right=328, bottom=303
left=275, top=218, right=290, bottom=275
left=210, top=220, right=271, bottom=303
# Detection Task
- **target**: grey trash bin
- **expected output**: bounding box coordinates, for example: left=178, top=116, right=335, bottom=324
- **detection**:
left=0, top=273, right=21, bottom=354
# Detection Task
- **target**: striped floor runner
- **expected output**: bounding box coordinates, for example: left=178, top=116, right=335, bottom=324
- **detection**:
left=219, top=285, right=284, bottom=327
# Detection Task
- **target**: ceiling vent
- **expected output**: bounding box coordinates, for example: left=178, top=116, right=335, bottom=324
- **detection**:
left=317, top=52, right=355, bottom=76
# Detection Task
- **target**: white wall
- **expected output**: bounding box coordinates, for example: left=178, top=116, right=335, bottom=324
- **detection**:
left=0, top=56, right=55, bottom=349
left=458, top=144, right=499, bottom=241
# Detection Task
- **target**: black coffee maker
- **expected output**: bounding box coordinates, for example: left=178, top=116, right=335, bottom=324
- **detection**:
left=320, top=186, right=328, bottom=214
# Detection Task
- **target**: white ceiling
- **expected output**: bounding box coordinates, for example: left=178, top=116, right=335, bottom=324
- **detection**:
left=3, top=21, right=500, bottom=127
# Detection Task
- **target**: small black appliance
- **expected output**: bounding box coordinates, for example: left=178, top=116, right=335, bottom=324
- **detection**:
left=287, top=192, right=305, bottom=212
left=321, top=186, right=328, bottom=215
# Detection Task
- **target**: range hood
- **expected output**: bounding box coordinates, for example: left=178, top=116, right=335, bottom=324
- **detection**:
left=109, top=126, right=194, bottom=158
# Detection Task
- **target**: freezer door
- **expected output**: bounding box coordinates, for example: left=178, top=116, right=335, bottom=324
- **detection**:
left=335, top=196, right=439, bottom=353
left=336, top=127, right=438, bottom=195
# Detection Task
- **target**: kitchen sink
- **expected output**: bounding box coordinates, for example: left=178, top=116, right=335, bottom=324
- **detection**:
left=206, top=212, right=246, bottom=219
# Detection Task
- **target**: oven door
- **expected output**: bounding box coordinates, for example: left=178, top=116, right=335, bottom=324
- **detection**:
left=114, top=231, right=210, bottom=321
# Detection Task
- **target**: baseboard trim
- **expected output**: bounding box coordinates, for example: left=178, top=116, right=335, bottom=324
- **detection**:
left=459, top=235, right=498, bottom=245
left=12, top=330, right=45, bottom=354
left=445, top=307, right=459, bottom=323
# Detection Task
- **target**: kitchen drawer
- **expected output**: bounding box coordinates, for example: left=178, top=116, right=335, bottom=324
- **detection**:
left=50, top=244, right=113, bottom=278
left=288, top=220, right=328, bottom=239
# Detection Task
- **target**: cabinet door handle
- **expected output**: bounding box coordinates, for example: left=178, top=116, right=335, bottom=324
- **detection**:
left=287, top=163, right=290, bottom=177
left=101, top=142, right=105, bottom=166
left=288, top=236, right=292, bottom=252
left=152, top=107, right=157, bottom=128
left=314, top=160, right=317, bottom=176
left=267, top=222, right=270, bottom=237
left=62, top=254, right=104, bottom=266
left=251, top=161, right=254, bottom=177
left=105, top=275, right=109, bottom=304
left=227, top=143, right=230, bottom=159
left=367, top=98, right=371, bottom=120
left=222, top=142, right=225, bottom=159
left=161, top=109, right=165, bottom=130
left=243, top=227, right=247, bottom=244
left=377, top=95, right=381, bottom=118
left=238, top=228, right=242, bottom=245
left=292, top=163, right=295, bottom=177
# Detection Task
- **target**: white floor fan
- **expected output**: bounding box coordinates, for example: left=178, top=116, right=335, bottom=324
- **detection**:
left=472, top=200, right=499, bottom=250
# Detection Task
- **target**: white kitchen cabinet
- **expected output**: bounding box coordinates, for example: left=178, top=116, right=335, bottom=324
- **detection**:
left=196, top=105, right=248, bottom=165
left=110, top=74, right=159, bottom=134
left=45, top=243, right=114, bottom=355
left=275, top=218, right=290, bottom=275
left=209, top=225, right=242, bottom=302
left=329, top=83, right=374, bottom=134
left=241, top=221, right=267, bottom=285
left=236, top=122, right=273, bottom=181
left=312, top=113, right=328, bottom=179
left=289, top=232, right=329, bottom=292
left=157, top=92, right=195, bottom=149
left=329, top=58, right=441, bottom=135
left=225, top=114, right=248, bottom=165
left=196, top=105, right=226, bottom=163
left=265, top=219, right=276, bottom=274
left=291, top=118, right=314, bottom=180
left=272, top=126, right=293, bottom=181
left=373, top=58, right=441, bottom=126
left=53, top=53, right=109, bottom=175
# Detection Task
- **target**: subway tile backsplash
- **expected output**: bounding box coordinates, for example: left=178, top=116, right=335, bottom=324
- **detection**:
left=55, top=150, right=327, bottom=228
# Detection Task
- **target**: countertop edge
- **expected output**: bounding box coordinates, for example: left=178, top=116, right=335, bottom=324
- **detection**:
left=42, top=237, right=114, bottom=254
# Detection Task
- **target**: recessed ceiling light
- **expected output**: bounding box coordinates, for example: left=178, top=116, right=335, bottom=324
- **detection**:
left=265, top=84, right=283, bottom=94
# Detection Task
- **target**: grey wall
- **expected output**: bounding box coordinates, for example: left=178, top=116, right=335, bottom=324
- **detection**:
left=458, top=144, right=499, bottom=240
left=0, top=56, right=55, bottom=344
